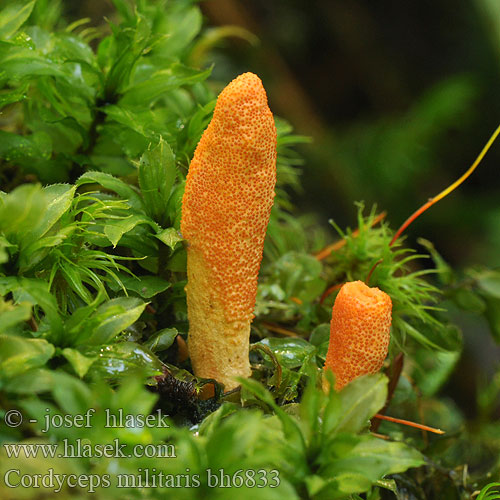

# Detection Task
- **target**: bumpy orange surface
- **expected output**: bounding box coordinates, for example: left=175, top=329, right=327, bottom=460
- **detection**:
left=181, top=72, right=277, bottom=391
left=324, top=280, right=392, bottom=391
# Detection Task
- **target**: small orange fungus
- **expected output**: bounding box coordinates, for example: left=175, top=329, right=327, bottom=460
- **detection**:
left=324, top=280, right=392, bottom=391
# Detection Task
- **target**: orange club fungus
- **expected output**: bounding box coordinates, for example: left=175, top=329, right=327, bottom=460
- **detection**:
left=181, top=72, right=277, bottom=391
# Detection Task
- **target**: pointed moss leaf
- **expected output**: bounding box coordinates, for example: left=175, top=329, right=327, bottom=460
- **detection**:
left=396, top=319, right=450, bottom=352
left=80, top=297, right=146, bottom=345
left=167, top=181, right=185, bottom=229
left=0, top=1, right=35, bottom=39
left=322, top=374, right=343, bottom=437
left=112, top=274, right=171, bottom=299
left=52, top=373, right=93, bottom=415
left=111, top=0, right=134, bottom=23
left=299, top=376, right=323, bottom=444
left=22, top=184, right=76, bottom=247
left=4, top=368, right=54, bottom=394
left=91, top=342, right=162, bottom=377
left=477, top=483, right=500, bottom=500
left=310, top=324, right=330, bottom=346
left=0, top=130, right=52, bottom=166
left=0, top=335, right=55, bottom=378
left=305, top=475, right=332, bottom=498
left=335, top=374, right=388, bottom=434
left=104, top=214, right=154, bottom=247
left=156, top=227, right=183, bottom=250
left=0, top=299, right=31, bottom=332
left=415, top=321, right=463, bottom=353
left=144, top=328, right=177, bottom=352
left=0, top=183, right=47, bottom=245
left=62, top=348, right=97, bottom=378
left=59, top=261, right=93, bottom=304
left=0, top=235, right=17, bottom=264
left=77, top=171, right=144, bottom=212
left=187, top=100, right=216, bottom=142
left=121, top=64, right=211, bottom=105
left=238, top=377, right=306, bottom=454
left=320, top=434, right=424, bottom=498
left=160, top=6, right=202, bottom=55
left=451, top=288, right=486, bottom=313
left=413, top=350, right=460, bottom=397
left=139, top=138, right=176, bottom=224
left=257, top=337, right=316, bottom=369
left=0, top=83, right=29, bottom=106
left=5, top=278, right=64, bottom=342
left=198, top=402, right=239, bottom=438
left=271, top=251, right=323, bottom=299
left=418, top=238, right=454, bottom=285
left=477, top=271, right=500, bottom=299
left=104, top=14, right=151, bottom=98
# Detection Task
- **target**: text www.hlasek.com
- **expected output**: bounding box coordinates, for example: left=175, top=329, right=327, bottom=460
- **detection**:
left=3, top=439, right=175, bottom=459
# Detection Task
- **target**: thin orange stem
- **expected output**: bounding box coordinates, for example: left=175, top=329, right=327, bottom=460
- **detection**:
left=370, top=432, right=391, bottom=441
left=373, top=413, right=445, bottom=435
left=365, top=258, right=383, bottom=286
left=319, top=282, right=343, bottom=304
left=390, top=124, right=500, bottom=246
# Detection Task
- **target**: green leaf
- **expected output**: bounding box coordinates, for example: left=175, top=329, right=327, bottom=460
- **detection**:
left=319, top=434, right=424, bottom=498
left=0, top=1, right=35, bottom=39
left=77, top=171, right=145, bottom=212
left=104, top=13, right=151, bottom=98
left=0, top=299, right=31, bottom=332
left=310, top=324, right=330, bottom=346
left=121, top=64, right=211, bottom=105
left=477, top=483, right=500, bottom=500
left=0, top=277, right=64, bottom=342
left=396, top=318, right=458, bottom=352
left=77, top=297, right=146, bottom=345
left=0, top=335, right=55, bottom=378
left=413, top=349, right=460, bottom=397
left=3, top=368, right=54, bottom=394
left=477, top=271, right=500, bottom=299
left=0, top=83, right=29, bottom=106
left=104, top=214, right=154, bottom=247
left=186, top=99, right=216, bottom=143
left=144, top=328, right=178, bottom=352
left=198, top=402, right=239, bottom=438
left=158, top=6, right=202, bottom=56
left=257, top=337, right=316, bottom=369
left=62, top=348, right=97, bottom=378
left=139, top=138, right=176, bottom=225
left=270, top=251, right=324, bottom=301
left=238, top=377, right=306, bottom=454
left=0, top=183, right=47, bottom=244
left=0, top=130, right=51, bottom=163
left=21, top=184, right=76, bottom=248
left=51, top=373, right=92, bottom=414
left=156, top=227, right=183, bottom=250
left=451, top=287, right=486, bottom=313
left=111, top=274, right=171, bottom=299
left=335, top=374, right=388, bottom=434
left=90, top=342, right=162, bottom=377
